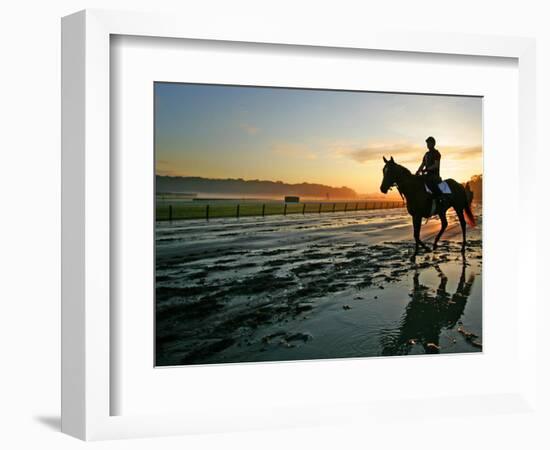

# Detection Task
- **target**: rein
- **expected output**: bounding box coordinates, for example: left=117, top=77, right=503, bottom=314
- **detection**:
left=389, top=182, right=405, bottom=201
left=397, top=186, right=405, bottom=201
left=388, top=167, right=412, bottom=202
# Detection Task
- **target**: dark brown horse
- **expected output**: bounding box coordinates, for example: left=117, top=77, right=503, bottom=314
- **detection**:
left=380, top=156, right=476, bottom=256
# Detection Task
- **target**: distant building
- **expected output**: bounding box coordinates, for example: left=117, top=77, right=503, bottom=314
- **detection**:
left=284, top=196, right=300, bottom=203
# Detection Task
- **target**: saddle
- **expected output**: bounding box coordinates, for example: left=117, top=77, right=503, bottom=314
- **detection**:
left=424, top=180, right=451, bottom=194
left=426, top=181, right=452, bottom=216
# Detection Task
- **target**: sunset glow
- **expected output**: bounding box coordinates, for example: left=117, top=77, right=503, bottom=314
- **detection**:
left=155, top=83, right=482, bottom=195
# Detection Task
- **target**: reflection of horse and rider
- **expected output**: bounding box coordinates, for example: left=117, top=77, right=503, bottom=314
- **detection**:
left=380, top=263, right=477, bottom=356
left=380, top=136, right=477, bottom=257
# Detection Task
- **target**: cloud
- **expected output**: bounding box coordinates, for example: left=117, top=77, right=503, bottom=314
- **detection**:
left=447, top=145, right=483, bottom=160
left=156, top=159, right=185, bottom=176
left=239, top=123, right=260, bottom=135
left=334, top=143, right=482, bottom=166
left=271, top=143, right=318, bottom=160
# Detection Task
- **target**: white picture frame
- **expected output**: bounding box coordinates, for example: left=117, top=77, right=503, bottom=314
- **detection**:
left=61, top=9, right=537, bottom=441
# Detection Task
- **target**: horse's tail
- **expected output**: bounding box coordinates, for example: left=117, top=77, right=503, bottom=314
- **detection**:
left=464, top=203, right=476, bottom=228
left=447, top=178, right=477, bottom=227
left=463, top=183, right=476, bottom=227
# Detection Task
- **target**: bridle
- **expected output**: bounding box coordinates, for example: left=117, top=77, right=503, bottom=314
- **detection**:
left=384, top=164, right=405, bottom=201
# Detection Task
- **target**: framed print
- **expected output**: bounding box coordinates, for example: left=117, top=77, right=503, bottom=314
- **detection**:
left=153, top=82, right=483, bottom=367
left=61, top=9, right=538, bottom=440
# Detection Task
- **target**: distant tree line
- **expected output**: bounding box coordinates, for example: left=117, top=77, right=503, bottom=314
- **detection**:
left=156, top=176, right=357, bottom=199
left=465, top=174, right=482, bottom=203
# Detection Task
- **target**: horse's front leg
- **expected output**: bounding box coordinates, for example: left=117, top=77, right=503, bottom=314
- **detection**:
left=412, top=214, right=422, bottom=257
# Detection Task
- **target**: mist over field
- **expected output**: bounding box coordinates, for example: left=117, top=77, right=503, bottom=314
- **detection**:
left=156, top=175, right=357, bottom=199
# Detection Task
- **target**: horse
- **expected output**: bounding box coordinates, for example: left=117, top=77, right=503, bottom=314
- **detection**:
left=379, top=156, right=476, bottom=257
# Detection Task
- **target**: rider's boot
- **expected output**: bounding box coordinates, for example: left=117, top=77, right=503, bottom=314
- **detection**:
left=436, top=195, right=446, bottom=213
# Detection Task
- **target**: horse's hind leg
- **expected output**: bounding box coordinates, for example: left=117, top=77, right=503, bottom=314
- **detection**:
left=454, top=207, right=467, bottom=253
left=433, top=211, right=448, bottom=250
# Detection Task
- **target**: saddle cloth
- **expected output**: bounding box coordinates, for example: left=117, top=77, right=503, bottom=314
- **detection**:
left=425, top=180, right=451, bottom=194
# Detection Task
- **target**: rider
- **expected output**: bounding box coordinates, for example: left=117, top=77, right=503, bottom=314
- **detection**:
left=416, top=136, right=443, bottom=208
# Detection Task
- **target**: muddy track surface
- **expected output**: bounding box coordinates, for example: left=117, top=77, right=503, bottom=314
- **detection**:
left=155, top=207, right=483, bottom=366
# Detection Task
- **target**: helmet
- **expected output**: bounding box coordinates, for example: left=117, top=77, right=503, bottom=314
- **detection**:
left=426, top=136, right=436, bottom=145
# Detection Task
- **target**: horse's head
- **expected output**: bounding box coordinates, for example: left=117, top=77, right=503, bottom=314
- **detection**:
left=380, top=156, right=399, bottom=194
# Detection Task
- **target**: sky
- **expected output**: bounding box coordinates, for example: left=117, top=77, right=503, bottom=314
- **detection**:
left=155, top=82, right=482, bottom=194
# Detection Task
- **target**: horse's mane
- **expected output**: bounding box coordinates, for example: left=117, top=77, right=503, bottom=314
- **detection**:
left=394, top=163, right=412, bottom=177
